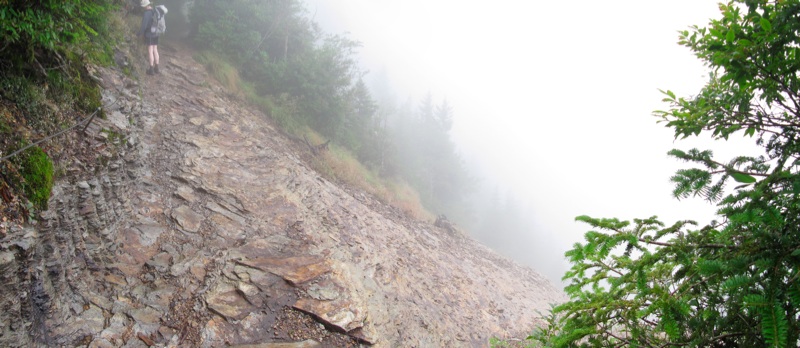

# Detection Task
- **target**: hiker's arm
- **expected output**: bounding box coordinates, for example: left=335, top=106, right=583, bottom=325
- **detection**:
left=138, top=10, right=152, bottom=37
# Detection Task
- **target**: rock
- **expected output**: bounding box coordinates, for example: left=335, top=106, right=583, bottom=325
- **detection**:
left=306, top=283, right=341, bottom=301
left=127, top=306, right=162, bottom=325
left=169, top=256, right=198, bottom=277
left=189, top=116, right=206, bottom=126
left=171, top=205, right=204, bottom=233
left=87, top=292, right=114, bottom=311
left=237, top=282, right=262, bottom=306
left=206, top=283, right=255, bottom=321
left=137, top=332, right=155, bottom=346
left=0, top=251, right=14, bottom=265
left=80, top=305, right=107, bottom=334
left=293, top=298, right=360, bottom=332
left=175, top=185, right=197, bottom=202
left=108, top=110, right=129, bottom=130
left=144, top=286, right=175, bottom=309
left=145, top=252, right=172, bottom=273
left=119, top=226, right=160, bottom=266
left=12, top=229, right=36, bottom=251
left=99, top=313, right=129, bottom=343
left=89, top=338, right=116, bottom=348
left=206, top=201, right=247, bottom=225
left=237, top=257, right=331, bottom=286
left=189, top=260, right=207, bottom=281
left=134, top=224, right=165, bottom=247
left=105, top=273, right=128, bottom=286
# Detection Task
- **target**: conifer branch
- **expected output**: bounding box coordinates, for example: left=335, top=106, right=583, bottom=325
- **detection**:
left=637, top=238, right=730, bottom=249
left=594, top=260, right=624, bottom=276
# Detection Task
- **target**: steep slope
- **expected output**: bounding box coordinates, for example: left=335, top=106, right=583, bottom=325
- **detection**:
left=0, top=43, right=565, bottom=347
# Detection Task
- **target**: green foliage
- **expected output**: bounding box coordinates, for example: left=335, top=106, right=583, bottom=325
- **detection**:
left=13, top=145, right=54, bottom=210
left=0, top=0, right=116, bottom=65
left=190, top=0, right=367, bottom=140
left=191, top=0, right=315, bottom=66
left=538, top=1, right=800, bottom=346
left=0, top=58, right=104, bottom=136
left=0, top=0, right=111, bottom=126
left=0, top=0, right=115, bottom=217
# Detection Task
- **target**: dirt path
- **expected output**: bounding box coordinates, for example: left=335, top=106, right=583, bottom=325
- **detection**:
left=1, top=43, right=565, bottom=348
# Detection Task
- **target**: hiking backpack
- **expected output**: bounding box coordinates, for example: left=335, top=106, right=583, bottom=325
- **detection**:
left=150, top=5, right=168, bottom=36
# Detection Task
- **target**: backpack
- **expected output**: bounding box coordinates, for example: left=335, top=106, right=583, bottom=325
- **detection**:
left=149, top=5, right=168, bottom=36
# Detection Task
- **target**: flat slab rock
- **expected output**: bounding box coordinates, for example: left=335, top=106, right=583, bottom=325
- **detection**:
left=237, top=256, right=331, bottom=286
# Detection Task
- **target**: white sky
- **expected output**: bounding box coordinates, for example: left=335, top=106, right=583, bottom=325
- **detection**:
left=303, top=0, right=757, bottom=283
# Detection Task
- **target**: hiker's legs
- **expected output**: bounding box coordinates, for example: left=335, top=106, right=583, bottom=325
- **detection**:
left=153, top=45, right=160, bottom=66
left=150, top=44, right=160, bottom=74
left=148, top=45, right=156, bottom=67
left=143, top=36, right=160, bottom=75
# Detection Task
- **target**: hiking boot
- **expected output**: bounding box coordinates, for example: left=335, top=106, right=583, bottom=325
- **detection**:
left=146, top=66, right=154, bottom=75
left=154, top=64, right=160, bottom=74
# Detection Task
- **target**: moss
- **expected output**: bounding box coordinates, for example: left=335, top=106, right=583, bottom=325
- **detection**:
left=15, top=145, right=54, bottom=210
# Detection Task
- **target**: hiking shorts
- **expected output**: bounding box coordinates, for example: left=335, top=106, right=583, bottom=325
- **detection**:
left=144, top=36, right=159, bottom=46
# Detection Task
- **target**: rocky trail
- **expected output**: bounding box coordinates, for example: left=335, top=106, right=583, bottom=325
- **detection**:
left=0, top=43, right=565, bottom=347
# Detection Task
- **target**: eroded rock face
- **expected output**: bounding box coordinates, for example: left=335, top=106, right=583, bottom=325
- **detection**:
left=0, top=43, right=565, bottom=347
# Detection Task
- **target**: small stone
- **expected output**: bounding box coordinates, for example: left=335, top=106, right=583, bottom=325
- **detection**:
left=79, top=204, right=96, bottom=216
left=293, top=298, right=360, bottom=332
left=127, top=306, right=161, bottom=325
left=134, top=224, right=165, bottom=247
left=80, top=305, right=106, bottom=333
left=137, top=332, right=155, bottom=346
left=146, top=252, right=172, bottom=273
left=0, top=251, right=14, bottom=265
left=171, top=205, right=204, bottom=233
left=88, top=338, right=116, bottom=348
left=206, top=284, right=255, bottom=321
left=104, top=274, right=128, bottom=288
left=175, top=185, right=197, bottom=203
left=87, top=293, right=113, bottom=311
left=189, top=116, right=205, bottom=126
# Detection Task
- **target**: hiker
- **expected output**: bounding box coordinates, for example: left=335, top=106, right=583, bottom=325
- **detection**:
left=138, top=0, right=161, bottom=75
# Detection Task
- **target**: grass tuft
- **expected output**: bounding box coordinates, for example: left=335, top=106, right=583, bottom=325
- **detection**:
left=307, top=134, right=432, bottom=220
left=194, top=51, right=243, bottom=96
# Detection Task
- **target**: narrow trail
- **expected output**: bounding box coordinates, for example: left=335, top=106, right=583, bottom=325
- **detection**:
left=4, top=43, right=565, bottom=347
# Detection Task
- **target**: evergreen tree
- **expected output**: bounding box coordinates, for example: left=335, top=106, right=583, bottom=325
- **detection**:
left=191, top=1, right=366, bottom=142
left=532, top=1, right=800, bottom=346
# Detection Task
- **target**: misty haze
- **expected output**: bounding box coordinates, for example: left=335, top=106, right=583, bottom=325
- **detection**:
left=0, top=0, right=798, bottom=347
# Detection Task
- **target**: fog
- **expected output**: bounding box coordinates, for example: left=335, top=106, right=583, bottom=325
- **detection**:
left=302, top=0, right=748, bottom=285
